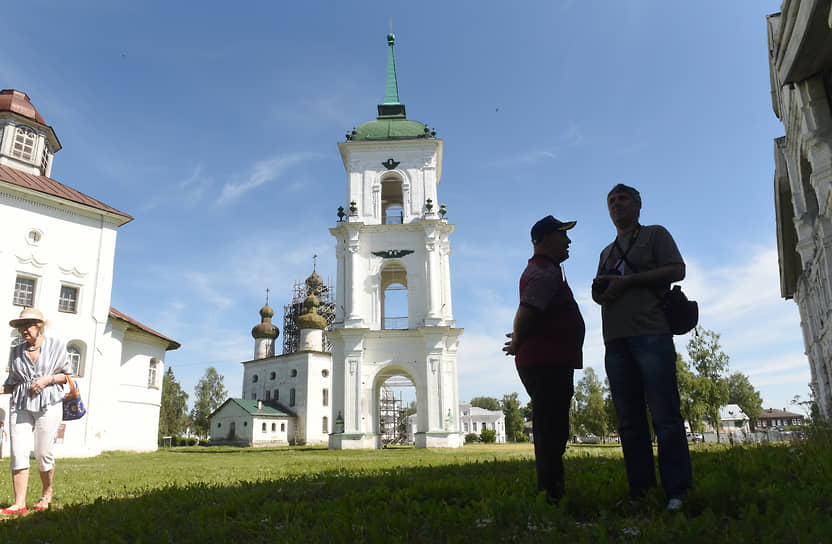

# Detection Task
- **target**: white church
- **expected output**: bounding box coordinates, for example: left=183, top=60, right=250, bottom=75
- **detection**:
left=210, top=34, right=466, bottom=449
left=0, top=89, right=179, bottom=458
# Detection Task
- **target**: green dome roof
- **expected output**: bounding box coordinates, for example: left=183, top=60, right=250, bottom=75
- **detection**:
left=351, top=117, right=431, bottom=141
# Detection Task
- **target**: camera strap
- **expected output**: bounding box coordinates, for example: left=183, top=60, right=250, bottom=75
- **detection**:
left=612, top=225, right=641, bottom=274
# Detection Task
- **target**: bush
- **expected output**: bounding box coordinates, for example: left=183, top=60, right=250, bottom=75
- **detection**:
left=480, top=429, right=497, bottom=443
left=514, top=432, right=529, bottom=443
left=464, top=433, right=480, bottom=444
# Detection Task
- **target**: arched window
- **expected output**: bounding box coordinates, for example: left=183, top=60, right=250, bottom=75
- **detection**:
left=290, top=369, right=297, bottom=377
left=321, top=369, right=329, bottom=378
left=270, top=371, right=276, bottom=380
left=271, top=423, right=276, bottom=431
left=381, top=175, right=404, bottom=224
left=322, top=416, right=329, bottom=433
left=265, top=390, right=271, bottom=401
left=252, top=374, right=259, bottom=383
left=148, top=358, right=161, bottom=388
left=262, top=422, right=266, bottom=432
left=67, top=341, right=86, bottom=376
left=281, top=423, right=285, bottom=432
left=380, top=262, right=408, bottom=329
left=289, top=388, right=296, bottom=407
left=322, top=388, right=329, bottom=407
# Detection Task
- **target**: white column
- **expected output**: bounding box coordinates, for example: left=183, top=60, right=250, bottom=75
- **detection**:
left=425, top=229, right=441, bottom=325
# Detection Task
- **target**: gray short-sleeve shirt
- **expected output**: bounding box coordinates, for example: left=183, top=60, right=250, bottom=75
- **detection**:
left=597, top=224, right=683, bottom=342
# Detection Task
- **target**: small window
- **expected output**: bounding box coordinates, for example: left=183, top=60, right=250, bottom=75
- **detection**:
left=322, top=369, right=329, bottom=378
left=270, top=371, right=276, bottom=380
left=40, top=145, right=49, bottom=175
left=271, top=423, right=276, bottom=431
left=13, top=276, right=36, bottom=307
left=252, top=374, right=259, bottom=383
left=290, top=369, right=298, bottom=377
left=262, top=422, right=266, bottom=432
left=274, top=389, right=279, bottom=401
left=265, top=390, right=271, bottom=401
left=322, top=388, right=329, bottom=407
left=58, top=285, right=79, bottom=314
left=217, top=422, right=222, bottom=428
left=322, top=416, right=329, bottom=433
left=281, top=423, right=285, bottom=432
left=12, top=126, right=36, bottom=162
left=243, top=421, right=248, bottom=427
left=148, top=358, right=161, bottom=388
left=67, top=342, right=85, bottom=376
left=27, top=230, right=42, bottom=245
left=290, top=388, right=296, bottom=407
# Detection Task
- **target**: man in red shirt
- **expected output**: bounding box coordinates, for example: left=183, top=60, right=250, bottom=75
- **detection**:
left=504, top=215, right=585, bottom=504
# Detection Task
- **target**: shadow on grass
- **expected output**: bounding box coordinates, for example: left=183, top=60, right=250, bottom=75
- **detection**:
left=1, top=440, right=830, bottom=543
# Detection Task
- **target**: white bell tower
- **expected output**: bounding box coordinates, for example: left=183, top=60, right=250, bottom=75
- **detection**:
left=328, top=33, right=463, bottom=449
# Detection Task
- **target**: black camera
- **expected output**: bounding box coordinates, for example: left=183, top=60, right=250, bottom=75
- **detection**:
left=592, top=269, right=622, bottom=297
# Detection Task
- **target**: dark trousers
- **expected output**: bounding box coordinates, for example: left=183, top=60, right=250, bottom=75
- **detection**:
left=605, top=335, right=693, bottom=500
left=517, top=364, right=574, bottom=501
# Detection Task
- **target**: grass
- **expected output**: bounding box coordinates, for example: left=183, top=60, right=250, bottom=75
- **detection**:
left=0, top=434, right=830, bottom=542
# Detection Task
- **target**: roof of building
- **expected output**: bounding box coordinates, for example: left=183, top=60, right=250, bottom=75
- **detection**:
left=348, top=34, right=435, bottom=142
left=0, top=89, right=46, bottom=124
left=212, top=398, right=293, bottom=418
left=719, top=404, right=749, bottom=421
left=109, top=307, right=181, bottom=350
left=0, top=164, right=132, bottom=225
left=758, top=408, right=804, bottom=419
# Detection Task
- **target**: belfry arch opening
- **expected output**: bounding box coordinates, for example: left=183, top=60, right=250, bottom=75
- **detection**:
left=376, top=371, right=417, bottom=446
left=381, top=175, right=404, bottom=224
left=380, top=262, right=408, bottom=329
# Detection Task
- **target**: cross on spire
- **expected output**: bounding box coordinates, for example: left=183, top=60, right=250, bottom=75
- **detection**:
left=265, top=288, right=270, bottom=305
left=313, top=254, right=318, bottom=272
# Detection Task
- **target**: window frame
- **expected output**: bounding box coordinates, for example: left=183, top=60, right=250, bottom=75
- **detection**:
left=148, top=358, right=161, bottom=388
left=58, top=284, right=80, bottom=314
left=13, top=275, right=37, bottom=307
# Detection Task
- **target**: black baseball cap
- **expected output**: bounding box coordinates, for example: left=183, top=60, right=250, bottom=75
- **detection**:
left=531, top=215, right=576, bottom=243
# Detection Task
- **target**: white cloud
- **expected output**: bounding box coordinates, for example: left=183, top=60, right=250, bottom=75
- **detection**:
left=217, top=152, right=321, bottom=204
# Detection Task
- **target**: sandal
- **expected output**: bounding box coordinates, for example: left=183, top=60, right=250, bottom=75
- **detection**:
left=0, top=505, right=27, bottom=515
left=34, top=495, right=52, bottom=511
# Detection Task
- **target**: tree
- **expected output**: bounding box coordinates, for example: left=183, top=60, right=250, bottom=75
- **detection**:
left=190, top=367, right=228, bottom=438
left=571, top=368, right=608, bottom=438
left=727, top=372, right=763, bottom=431
left=603, top=378, right=618, bottom=439
left=159, top=367, right=189, bottom=441
left=501, top=393, right=525, bottom=442
left=521, top=401, right=533, bottom=423
left=686, top=327, right=730, bottom=440
left=470, top=396, right=501, bottom=411
left=676, top=353, right=707, bottom=435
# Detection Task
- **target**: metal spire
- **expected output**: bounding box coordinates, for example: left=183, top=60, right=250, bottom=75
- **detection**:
left=383, top=31, right=400, bottom=105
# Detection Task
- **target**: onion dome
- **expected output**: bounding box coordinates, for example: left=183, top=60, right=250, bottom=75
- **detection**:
left=348, top=34, right=435, bottom=142
left=251, top=302, right=279, bottom=339
left=296, top=294, right=327, bottom=330
left=305, top=269, right=324, bottom=296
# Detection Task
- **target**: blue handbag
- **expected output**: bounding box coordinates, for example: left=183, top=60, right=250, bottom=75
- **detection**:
left=62, top=375, right=86, bottom=421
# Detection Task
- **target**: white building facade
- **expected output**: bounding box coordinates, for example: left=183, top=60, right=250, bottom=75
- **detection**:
left=328, top=34, right=463, bottom=449
left=0, top=89, right=179, bottom=457
left=768, top=3, right=832, bottom=420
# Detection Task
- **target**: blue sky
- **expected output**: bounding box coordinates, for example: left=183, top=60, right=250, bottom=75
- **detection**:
left=3, top=1, right=810, bottom=414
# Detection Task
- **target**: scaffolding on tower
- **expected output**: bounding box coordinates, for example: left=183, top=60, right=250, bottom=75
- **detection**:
left=282, top=277, right=336, bottom=354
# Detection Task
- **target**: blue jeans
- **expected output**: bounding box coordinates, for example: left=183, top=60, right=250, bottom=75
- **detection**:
left=605, top=335, right=692, bottom=499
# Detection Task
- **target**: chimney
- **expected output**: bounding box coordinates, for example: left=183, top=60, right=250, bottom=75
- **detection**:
left=257, top=400, right=263, bottom=410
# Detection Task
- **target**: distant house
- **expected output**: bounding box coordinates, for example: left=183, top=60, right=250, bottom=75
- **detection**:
left=209, top=398, right=294, bottom=447
left=702, top=404, right=751, bottom=438
left=756, top=408, right=805, bottom=430
left=456, top=403, right=506, bottom=443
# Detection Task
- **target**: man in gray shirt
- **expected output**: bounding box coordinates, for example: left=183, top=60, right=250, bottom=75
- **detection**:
left=592, top=184, right=692, bottom=511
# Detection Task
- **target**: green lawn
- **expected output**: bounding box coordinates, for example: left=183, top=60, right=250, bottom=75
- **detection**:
left=0, top=436, right=829, bottom=542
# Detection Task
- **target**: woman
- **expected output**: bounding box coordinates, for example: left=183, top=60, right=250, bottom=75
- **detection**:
left=1, top=308, right=71, bottom=514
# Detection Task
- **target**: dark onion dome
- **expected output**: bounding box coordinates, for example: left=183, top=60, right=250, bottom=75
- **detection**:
left=251, top=303, right=279, bottom=339
left=296, top=294, right=327, bottom=330
left=305, top=270, right=324, bottom=295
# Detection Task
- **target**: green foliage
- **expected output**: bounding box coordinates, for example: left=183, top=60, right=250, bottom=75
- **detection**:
left=190, top=366, right=228, bottom=438
left=602, top=378, right=618, bottom=436
left=464, top=433, right=479, bottom=444
left=727, top=372, right=763, bottom=429
left=470, top=396, right=500, bottom=411
left=514, top=431, right=529, bottom=443
left=158, top=367, right=189, bottom=441
left=571, top=368, right=608, bottom=438
left=687, top=327, right=730, bottom=437
left=2, top=439, right=831, bottom=541
left=676, top=353, right=707, bottom=434
left=501, top=392, right=525, bottom=442
left=479, top=428, right=497, bottom=443
left=521, top=401, right=532, bottom=422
